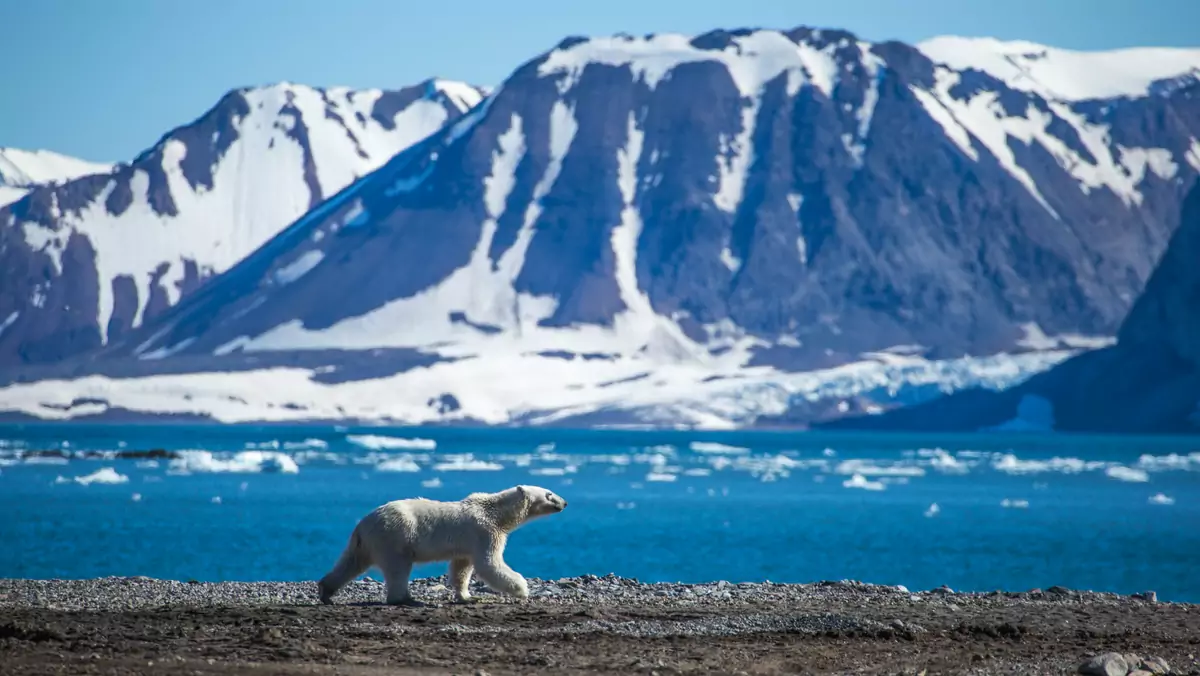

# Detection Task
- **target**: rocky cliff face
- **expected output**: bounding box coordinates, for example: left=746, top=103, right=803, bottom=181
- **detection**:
left=0, top=79, right=483, bottom=368
left=816, top=180, right=1200, bottom=434
left=0, top=27, right=1198, bottom=427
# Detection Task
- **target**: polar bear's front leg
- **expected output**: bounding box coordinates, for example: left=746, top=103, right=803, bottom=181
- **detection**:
left=471, top=537, right=529, bottom=599
left=450, top=558, right=474, bottom=602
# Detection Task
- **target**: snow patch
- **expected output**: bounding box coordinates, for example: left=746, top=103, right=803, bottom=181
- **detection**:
left=1187, top=139, right=1200, bottom=171
left=0, top=147, right=113, bottom=187
left=0, top=348, right=1075, bottom=427
left=432, top=79, right=485, bottom=112
left=917, top=36, right=1200, bottom=102
left=273, top=250, right=325, bottom=285
left=0, top=311, right=18, bottom=338
left=712, top=98, right=758, bottom=213
left=539, top=30, right=845, bottom=99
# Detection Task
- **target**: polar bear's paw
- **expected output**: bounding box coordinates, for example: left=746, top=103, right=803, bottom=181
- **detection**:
left=317, top=581, right=334, bottom=605
left=512, top=579, right=530, bottom=600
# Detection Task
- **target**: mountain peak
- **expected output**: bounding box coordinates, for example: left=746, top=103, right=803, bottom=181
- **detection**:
left=0, top=147, right=114, bottom=207
left=533, top=27, right=882, bottom=103
left=0, top=78, right=479, bottom=366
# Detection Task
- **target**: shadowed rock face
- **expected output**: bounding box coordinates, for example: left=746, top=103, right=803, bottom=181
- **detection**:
left=816, top=180, right=1200, bottom=435
left=93, top=28, right=1200, bottom=374
left=0, top=79, right=483, bottom=368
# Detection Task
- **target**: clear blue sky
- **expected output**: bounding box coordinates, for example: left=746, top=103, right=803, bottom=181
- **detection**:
left=3, top=0, right=1197, bottom=163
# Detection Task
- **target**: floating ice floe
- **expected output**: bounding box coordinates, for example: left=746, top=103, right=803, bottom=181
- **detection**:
left=835, top=458, right=926, bottom=477
left=529, top=466, right=575, bottom=476
left=56, top=467, right=129, bottom=486
left=347, top=435, right=437, bottom=451
left=1104, top=466, right=1150, bottom=483
left=168, top=450, right=299, bottom=474
left=432, top=455, right=503, bottom=471
left=689, top=441, right=749, bottom=454
left=842, top=473, right=885, bottom=491
left=375, top=456, right=422, bottom=472
left=1148, top=493, right=1175, bottom=505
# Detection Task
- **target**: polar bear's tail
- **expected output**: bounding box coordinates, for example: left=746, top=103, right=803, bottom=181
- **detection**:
left=317, top=529, right=371, bottom=604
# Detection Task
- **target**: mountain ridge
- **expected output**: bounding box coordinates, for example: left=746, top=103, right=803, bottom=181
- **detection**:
left=0, top=25, right=1198, bottom=428
left=0, top=77, right=484, bottom=368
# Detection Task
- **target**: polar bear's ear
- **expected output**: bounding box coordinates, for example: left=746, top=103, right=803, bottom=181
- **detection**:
left=516, top=485, right=528, bottom=498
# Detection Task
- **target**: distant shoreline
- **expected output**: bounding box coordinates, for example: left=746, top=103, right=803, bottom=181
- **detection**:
left=2, top=419, right=1199, bottom=446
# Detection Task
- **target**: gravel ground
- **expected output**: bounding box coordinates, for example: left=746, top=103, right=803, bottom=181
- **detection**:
left=2, top=575, right=1198, bottom=675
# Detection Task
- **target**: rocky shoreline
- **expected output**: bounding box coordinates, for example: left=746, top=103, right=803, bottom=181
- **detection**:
left=2, top=576, right=1197, bottom=675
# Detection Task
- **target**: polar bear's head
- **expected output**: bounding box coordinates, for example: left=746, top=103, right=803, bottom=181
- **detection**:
left=517, top=485, right=568, bottom=519
left=476, top=484, right=568, bottom=532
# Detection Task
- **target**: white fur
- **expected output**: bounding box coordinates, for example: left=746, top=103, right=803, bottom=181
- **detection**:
left=317, top=484, right=568, bottom=605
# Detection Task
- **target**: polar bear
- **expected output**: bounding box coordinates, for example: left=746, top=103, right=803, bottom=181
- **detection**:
left=317, top=484, right=567, bottom=606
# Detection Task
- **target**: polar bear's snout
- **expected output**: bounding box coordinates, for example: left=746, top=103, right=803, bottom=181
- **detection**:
left=533, top=488, right=568, bottom=515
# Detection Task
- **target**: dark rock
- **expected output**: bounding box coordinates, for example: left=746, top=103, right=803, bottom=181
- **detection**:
left=1079, top=652, right=1129, bottom=676
left=1140, top=656, right=1171, bottom=674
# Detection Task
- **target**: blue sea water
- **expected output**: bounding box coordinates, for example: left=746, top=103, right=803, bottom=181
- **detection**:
left=1, top=424, right=1197, bottom=602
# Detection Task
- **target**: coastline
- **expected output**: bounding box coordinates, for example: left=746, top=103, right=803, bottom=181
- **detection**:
left=2, top=576, right=1196, bottom=675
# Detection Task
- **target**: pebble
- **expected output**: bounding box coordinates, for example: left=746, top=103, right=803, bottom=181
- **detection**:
left=1079, top=652, right=1129, bottom=676
left=1079, top=651, right=1173, bottom=676
left=0, top=575, right=1174, bottom=615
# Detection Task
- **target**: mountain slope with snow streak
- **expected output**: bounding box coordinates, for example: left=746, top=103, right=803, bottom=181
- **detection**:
left=0, top=78, right=484, bottom=367
left=1, top=26, right=1199, bottom=427
left=0, top=147, right=114, bottom=207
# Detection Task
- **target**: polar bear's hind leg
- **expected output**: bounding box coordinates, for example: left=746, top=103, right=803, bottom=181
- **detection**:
left=318, top=531, right=372, bottom=605
left=380, top=556, right=422, bottom=606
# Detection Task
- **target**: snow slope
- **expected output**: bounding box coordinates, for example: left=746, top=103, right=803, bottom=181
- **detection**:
left=0, top=147, right=114, bottom=207
left=917, top=36, right=1200, bottom=102
left=0, top=79, right=485, bottom=365
left=0, top=346, right=1074, bottom=428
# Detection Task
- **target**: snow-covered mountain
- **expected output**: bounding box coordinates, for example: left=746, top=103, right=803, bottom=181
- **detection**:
left=817, top=178, right=1200, bottom=435
left=0, top=148, right=114, bottom=208
left=0, top=78, right=485, bottom=366
left=1, top=27, right=1199, bottom=427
